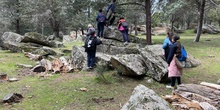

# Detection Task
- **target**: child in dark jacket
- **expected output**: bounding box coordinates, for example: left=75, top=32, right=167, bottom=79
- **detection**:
left=166, top=34, right=182, bottom=89
left=84, top=27, right=102, bottom=69
left=106, top=0, right=116, bottom=27
left=96, top=9, right=106, bottom=38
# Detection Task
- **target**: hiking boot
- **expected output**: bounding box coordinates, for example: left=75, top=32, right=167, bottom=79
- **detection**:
left=166, top=85, right=174, bottom=90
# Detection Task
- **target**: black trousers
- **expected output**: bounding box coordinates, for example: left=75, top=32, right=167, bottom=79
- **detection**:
left=171, top=77, right=181, bottom=87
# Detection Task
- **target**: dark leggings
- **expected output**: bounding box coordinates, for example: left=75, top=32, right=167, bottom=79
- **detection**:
left=171, top=77, right=181, bottom=87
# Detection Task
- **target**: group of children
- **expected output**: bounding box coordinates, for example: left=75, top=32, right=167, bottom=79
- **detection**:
left=95, top=0, right=129, bottom=44
left=162, top=32, right=186, bottom=90
left=85, top=0, right=130, bottom=70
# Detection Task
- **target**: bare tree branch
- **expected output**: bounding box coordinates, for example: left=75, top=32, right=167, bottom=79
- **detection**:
left=208, top=0, right=220, bottom=9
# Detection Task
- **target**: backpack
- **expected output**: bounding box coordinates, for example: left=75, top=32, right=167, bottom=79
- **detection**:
left=178, top=45, right=187, bottom=61
left=121, top=22, right=128, bottom=29
left=98, top=13, right=106, bottom=23
left=85, top=36, right=95, bottom=52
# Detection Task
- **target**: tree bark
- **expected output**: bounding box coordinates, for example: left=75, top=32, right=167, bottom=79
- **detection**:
left=145, top=0, right=152, bottom=45
left=16, top=0, right=20, bottom=34
left=134, top=19, right=138, bottom=35
left=194, top=0, right=205, bottom=42
left=171, top=21, right=174, bottom=33
left=218, top=20, right=220, bottom=27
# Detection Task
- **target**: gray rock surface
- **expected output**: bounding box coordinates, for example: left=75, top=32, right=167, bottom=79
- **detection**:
left=110, top=54, right=147, bottom=76
left=121, top=84, right=172, bottom=110
left=139, top=45, right=168, bottom=81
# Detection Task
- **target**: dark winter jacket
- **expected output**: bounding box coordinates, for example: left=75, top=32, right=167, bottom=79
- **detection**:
left=96, top=12, right=106, bottom=23
left=84, top=35, right=102, bottom=52
left=106, top=3, right=115, bottom=13
left=166, top=42, right=178, bottom=65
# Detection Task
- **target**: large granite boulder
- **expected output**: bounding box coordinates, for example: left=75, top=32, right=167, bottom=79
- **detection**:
left=110, top=54, right=147, bottom=76
left=121, top=84, right=172, bottom=110
left=71, top=46, right=87, bottom=70
left=22, top=32, right=63, bottom=48
left=70, top=46, right=113, bottom=70
left=97, top=44, right=140, bottom=55
left=194, top=24, right=220, bottom=34
left=104, top=28, right=146, bottom=43
left=185, top=54, right=201, bottom=68
left=32, top=46, right=63, bottom=56
left=139, top=45, right=168, bottom=82
left=0, top=32, right=64, bottom=52
left=104, top=28, right=124, bottom=42
left=0, top=32, right=24, bottom=52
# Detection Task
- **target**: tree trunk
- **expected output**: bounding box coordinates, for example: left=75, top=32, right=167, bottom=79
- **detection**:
left=49, top=17, right=61, bottom=41
left=134, top=19, right=138, bottom=35
left=16, top=0, right=20, bottom=34
left=186, top=21, right=191, bottom=29
left=171, top=20, right=174, bottom=33
left=145, top=0, right=152, bottom=45
left=75, top=30, right=78, bottom=39
left=171, top=14, right=175, bottom=33
left=81, top=28, right=84, bottom=35
left=194, top=0, right=205, bottom=42
left=218, top=20, right=220, bottom=27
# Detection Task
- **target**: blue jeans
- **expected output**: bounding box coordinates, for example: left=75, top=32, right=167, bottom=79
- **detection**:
left=87, top=51, right=96, bottom=67
left=121, top=29, right=129, bottom=42
left=97, top=22, right=105, bottom=38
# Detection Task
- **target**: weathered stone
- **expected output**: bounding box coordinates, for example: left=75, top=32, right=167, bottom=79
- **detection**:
left=32, top=46, right=58, bottom=56
left=217, top=79, right=220, bottom=85
left=139, top=45, right=168, bottom=82
left=97, top=44, right=140, bottom=55
left=104, top=28, right=124, bottom=42
left=194, top=24, right=220, bottom=34
left=104, top=28, right=145, bottom=43
left=96, top=52, right=113, bottom=69
left=185, top=54, right=201, bottom=68
left=0, top=32, right=24, bottom=52
left=121, top=84, right=172, bottom=110
left=110, top=54, right=147, bottom=76
left=63, top=35, right=74, bottom=42
left=0, top=32, right=24, bottom=45
left=22, top=32, right=63, bottom=48
left=71, top=46, right=87, bottom=70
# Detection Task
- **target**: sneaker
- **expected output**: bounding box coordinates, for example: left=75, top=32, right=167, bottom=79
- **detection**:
left=124, top=41, right=128, bottom=45
left=108, top=26, right=113, bottom=29
left=166, top=85, right=174, bottom=89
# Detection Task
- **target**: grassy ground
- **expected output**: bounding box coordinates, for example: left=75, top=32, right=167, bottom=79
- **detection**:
left=1, top=31, right=220, bottom=110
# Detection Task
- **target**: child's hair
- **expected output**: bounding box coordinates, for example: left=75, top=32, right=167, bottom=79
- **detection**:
left=119, top=17, right=124, bottom=20
left=99, top=9, right=102, bottom=13
left=173, top=34, right=181, bottom=58
left=88, top=24, right=93, bottom=28
left=112, top=0, right=116, bottom=3
left=168, top=32, right=173, bottom=42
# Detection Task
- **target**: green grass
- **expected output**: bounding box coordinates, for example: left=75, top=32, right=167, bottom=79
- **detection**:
left=1, top=30, right=220, bottom=109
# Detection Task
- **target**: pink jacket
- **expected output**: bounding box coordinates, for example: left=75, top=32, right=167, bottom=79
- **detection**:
left=168, top=57, right=183, bottom=77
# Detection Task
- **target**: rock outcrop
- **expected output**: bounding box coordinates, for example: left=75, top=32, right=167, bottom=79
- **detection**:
left=71, top=28, right=201, bottom=82
left=0, top=32, right=63, bottom=53
left=121, top=84, right=172, bottom=110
